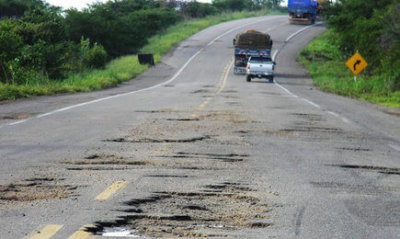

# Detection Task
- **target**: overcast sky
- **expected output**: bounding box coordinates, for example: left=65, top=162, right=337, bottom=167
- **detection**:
left=45, top=0, right=288, bottom=11
left=45, top=0, right=213, bottom=11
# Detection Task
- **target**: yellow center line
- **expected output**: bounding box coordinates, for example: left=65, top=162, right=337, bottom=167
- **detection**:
left=190, top=60, right=233, bottom=117
left=95, top=180, right=128, bottom=201
left=216, top=60, right=233, bottom=95
left=68, top=225, right=95, bottom=239
left=27, top=224, right=63, bottom=239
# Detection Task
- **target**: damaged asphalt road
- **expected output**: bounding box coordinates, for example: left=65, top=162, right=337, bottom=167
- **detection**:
left=1, top=16, right=400, bottom=239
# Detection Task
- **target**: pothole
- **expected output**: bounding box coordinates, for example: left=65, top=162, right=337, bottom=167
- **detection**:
left=62, top=154, right=154, bottom=171
left=336, top=147, right=371, bottom=152
left=331, top=164, right=400, bottom=175
left=192, top=89, right=211, bottom=94
left=105, top=135, right=212, bottom=144
left=290, top=113, right=325, bottom=122
left=0, top=177, right=76, bottom=204
left=89, top=182, right=271, bottom=238
left=162, top=152, right=249, bottom=163
left=135, top=108, right=179, bottom=113
left=282, top=126, right=342, bottom=133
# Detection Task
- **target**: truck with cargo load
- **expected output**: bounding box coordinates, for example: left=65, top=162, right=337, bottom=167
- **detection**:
left=233, top=30, right=273, bottom=75
left=288, top=0, right=322, bottom=24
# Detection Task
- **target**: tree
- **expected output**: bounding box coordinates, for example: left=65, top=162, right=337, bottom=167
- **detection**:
left=180, top=1, right=218, bottom=18
left=212, top=0, right=255, bottom=11
left=65, top=1, right=181, bottom=57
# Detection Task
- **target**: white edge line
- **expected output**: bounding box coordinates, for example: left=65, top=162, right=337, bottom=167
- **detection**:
left=302, top=98, right=321, bottom=109
left=3, top=17, right=279, bottom=128
left=7, top=119, right=28, bottom=126
left=389, top=144, right=400, bottom=152
left=275, top=83, right=298, bottom=98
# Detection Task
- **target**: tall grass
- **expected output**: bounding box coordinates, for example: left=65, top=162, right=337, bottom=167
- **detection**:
left=299, top=30, right=400, bottom=108
left=0, top=11, right=273, bottom=101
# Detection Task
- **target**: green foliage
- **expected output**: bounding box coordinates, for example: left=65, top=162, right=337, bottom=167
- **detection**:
left=84, top=43, right=107, bottom=69
left=0, top=0, right=47, bottom=19
left=211, top=0, right=284, bottom=12
left=65, top=1, right=182, bottom=58
left=0, top=10, right=265, bottom=100
left=213, top=0, right=256, bottom=11
left=181, top=1, right=218, bottom=18
left=325, top=0, right=399, bottom=90
left=299, top=30, right=400, bottom=108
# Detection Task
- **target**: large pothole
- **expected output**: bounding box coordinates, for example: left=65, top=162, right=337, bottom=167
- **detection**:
left=0, top=177, right=76, bottom=205
left=89, top=182, right=272, bottom=238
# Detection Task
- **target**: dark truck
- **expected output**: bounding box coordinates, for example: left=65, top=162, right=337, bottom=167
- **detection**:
left=233, top=30, right=272, bottom=74
left=288, top=0, right=319, bottom=24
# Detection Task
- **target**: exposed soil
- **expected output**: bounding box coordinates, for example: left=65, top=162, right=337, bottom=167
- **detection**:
left=89, top=182, right=271, bottom=238
left=0, top=177, right=76, bottom=205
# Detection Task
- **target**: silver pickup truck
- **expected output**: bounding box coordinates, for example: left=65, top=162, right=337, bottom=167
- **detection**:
left=246, top=56, right=275, bottom=83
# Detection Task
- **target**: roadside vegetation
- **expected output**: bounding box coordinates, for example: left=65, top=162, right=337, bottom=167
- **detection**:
left=0, top=0, right=284, bottom=101
left=299, top=0, right=400, bottom=108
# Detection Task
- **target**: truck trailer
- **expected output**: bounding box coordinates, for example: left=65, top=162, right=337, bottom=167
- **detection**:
left=233, top=30, right=272, bottom=74
left=288, top=0, right=319, bottom=24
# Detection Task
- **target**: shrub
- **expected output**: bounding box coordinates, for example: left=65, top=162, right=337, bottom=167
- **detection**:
left=84, top=43, right=107, bottom=69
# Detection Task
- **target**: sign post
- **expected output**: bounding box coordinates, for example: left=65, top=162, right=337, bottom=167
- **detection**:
left=345, top=52, right=368, bottom=81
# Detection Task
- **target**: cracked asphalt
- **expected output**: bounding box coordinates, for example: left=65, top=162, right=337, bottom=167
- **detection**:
left=0, top=16, right=399, bottom=239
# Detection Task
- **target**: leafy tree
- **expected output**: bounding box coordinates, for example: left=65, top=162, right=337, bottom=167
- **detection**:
left=0, top=0, right=46, bottom=19
left=181, top=1, right=218, bottom=18
left=0, top=19, right=23, bottom=83
left=212, top=0, right=255, bottom=11
left=253, top=0, right=283, bottom=9
left=65, top=1, right=181, bottom=57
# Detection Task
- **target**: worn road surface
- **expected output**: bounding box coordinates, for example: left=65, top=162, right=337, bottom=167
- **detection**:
left=1, top=16, right=399, bottom=239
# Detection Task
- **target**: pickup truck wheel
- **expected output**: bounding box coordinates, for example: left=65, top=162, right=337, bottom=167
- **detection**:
left=268, top=76, right=274, bottom=83
left=246, top=76, right=251, bottom=82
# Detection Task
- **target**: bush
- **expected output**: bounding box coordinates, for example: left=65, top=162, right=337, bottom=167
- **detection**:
left=84, top=43, right=107, bottom=69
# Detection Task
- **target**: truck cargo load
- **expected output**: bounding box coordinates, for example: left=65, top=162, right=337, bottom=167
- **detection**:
left=233, top=30, right=272, bottom=74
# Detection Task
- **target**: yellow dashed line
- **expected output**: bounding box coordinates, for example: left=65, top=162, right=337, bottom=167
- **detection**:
left=68, top=225, right=95, bottom=239
left=96, top=180, right=128, bottom=201
left=27, top=224, right=63, bottom=239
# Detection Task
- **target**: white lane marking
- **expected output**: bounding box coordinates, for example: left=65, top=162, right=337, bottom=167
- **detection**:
left=302, top=98, right=321, bottom=109
left=273, top=23, right=351, bottom=125
left=389, top=144, right=400, bottom=152
left=1, top=17, right=286, bottom=130
left=7, top=119, right=28, bottom=126
left=328, top=111, right=351, bottom=124
left=273, top=22, right=323, bottom=62
left=275, top=82, right=298, bottom=98
left=286, top=24, right=319, bottom=42
left=36, top=48, right=204, bottom=119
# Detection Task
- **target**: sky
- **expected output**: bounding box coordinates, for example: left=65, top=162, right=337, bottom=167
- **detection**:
left=45, top=0, right=213, bottom=11
left=45, top=0, right=289, bottom=11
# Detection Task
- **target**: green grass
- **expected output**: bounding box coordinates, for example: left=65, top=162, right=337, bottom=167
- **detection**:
left=0, top=10, right=277, bottom=101
left=299, top=30, right=400, bottom=108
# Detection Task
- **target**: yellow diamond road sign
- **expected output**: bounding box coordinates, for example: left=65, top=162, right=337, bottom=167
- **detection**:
left=346, top=52, right=368, bottom=75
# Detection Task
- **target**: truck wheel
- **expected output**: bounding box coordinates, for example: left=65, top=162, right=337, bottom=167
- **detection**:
left=246, top=76, right=251, bottom=82
left=269, top=76, right=274, bottom=83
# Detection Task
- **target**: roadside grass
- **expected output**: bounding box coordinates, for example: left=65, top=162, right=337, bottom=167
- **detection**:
left=298, top=30, right=400, bottom=108
left=0, top=10, right=276, bottom=101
